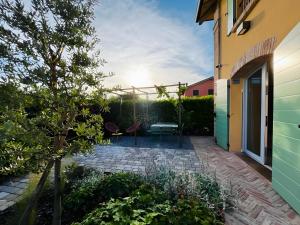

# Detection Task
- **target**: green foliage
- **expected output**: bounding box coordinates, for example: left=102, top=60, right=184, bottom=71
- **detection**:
left=0, top=163, right=234, bottom=225
left=144, top=164, right=235, bottom=217
left=72, top=184, right=221, bottom=225
left=64, top=164, right=233, bottom=225
left=63, top=167, right=145, bottom=224
left=63, top=163, right=97, bottom=191
left=155, top=85, right=170, bottom=98
left=181, top=96, right=214, bottom=135
left=104, top=96, right=213, bottom=135
left=0, top=0, right=108, bottom=176
left=0, top=106, right=51, bottom=176
left=64, top=170, right=104, bottom=211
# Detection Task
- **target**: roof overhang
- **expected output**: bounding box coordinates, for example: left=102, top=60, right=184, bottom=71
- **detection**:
left=188, top=76, right=214, bottom=88
left=196, top=0, right=217, bottom=24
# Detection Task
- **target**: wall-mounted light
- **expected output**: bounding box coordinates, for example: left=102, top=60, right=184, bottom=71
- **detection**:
left=237, top=21, right=251, bottom=35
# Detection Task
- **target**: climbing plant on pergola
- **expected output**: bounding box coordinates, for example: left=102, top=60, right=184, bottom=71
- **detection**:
left=108, top=82, right=188, bottom=147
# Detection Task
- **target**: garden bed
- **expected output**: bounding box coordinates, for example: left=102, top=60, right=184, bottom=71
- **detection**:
left=1, top=163, right=235, bottom=225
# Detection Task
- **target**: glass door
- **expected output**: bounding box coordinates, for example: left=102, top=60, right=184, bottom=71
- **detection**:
left=247, top=70, right=262, bottom=155
left=243, top=65, right=267, bottom=164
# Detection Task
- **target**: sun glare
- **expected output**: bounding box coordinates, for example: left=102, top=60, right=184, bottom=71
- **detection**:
left=126, top=65, right=152, bottom=87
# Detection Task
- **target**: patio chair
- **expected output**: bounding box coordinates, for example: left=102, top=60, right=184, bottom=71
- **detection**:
left=105, top=122, right=123, bottom=141
left=126, top=121, right=141, bottom=134
left=126, top=122, right=141, bottom=146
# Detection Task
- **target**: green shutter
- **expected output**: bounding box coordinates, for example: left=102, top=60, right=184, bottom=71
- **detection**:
left=272, top=22, right=300, bottom=214
left=227, top=0, right=234, bottom=35
left=215, top=79, right=229, bottom=150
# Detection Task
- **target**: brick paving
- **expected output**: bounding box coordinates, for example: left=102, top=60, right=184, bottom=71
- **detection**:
left=0, top=176, right=29, bottom=212
left=191, top=136, right=300, bottom=225
left=2, top=136, right=300, bottom=225
left=74, top=145, right=201, bottom=174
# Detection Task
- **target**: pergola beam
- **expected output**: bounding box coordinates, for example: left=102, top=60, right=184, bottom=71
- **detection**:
left=119, top=83, right=187, bottom=91
left=106, top=82, right=188, bottom=148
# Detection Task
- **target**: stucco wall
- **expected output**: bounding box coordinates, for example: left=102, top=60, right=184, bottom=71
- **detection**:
left=184, top=79, right=214, bottom=97
left=216, top=0, right=300, bottom=151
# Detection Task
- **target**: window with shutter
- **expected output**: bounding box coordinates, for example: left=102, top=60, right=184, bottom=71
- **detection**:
left=227, top=0, right=234, bottom=35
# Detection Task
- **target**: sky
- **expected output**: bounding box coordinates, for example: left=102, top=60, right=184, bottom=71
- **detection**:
left=94, top=0, right=214, bottom=88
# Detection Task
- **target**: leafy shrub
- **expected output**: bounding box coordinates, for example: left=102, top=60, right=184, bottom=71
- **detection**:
left=0, top=163, right=233, bottom=225
left=144, top=163, right=235, bottom=220
left=63, top=163, right=98, bottom=194
left=63, top=167, right=145, bottom=224
left=64, top=170, right=104, bottom=211
left=72, top=184, right=222, bottom=225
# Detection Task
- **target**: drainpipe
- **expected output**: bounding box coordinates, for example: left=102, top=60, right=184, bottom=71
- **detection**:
left=217, top=0, right=222, bottom=79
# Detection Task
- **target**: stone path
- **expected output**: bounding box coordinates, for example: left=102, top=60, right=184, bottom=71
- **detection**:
left=0, top=176, right=29, bottom=212
left=190, top=136, right=300, bottom=225
left=74, top=145, right=201, bottom=174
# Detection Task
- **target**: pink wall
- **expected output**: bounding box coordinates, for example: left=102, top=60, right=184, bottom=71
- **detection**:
left=184, top=78, right=214, bottom=97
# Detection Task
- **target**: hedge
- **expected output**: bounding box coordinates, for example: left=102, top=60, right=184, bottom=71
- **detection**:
left=103, top=96, right=214, bottom=136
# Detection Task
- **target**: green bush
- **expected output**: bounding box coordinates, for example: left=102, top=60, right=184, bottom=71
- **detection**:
left=0, top=164, right=233, bottom=225
left=67, top=164, right=234, bottom=225
left=181, top=96, right=214, bottom=135
left=144, top=164, right=234, bottom=218
left=72, top=184, right=222, bottom=225
left=103, top=96, right=214, bottom=136
left=63, top=163, right=98, bottom=194
left=63, top=168, right=145, bottom=224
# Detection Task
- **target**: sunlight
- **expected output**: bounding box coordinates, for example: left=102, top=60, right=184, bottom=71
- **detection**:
left=126, top=65, right=153, bottom=87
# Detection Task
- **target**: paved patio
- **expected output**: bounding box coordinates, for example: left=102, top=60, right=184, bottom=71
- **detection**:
left=75, top=136, right=300, bottom=225
left=1, top=136, right=300, bottom=225
left=74, top=145, right=201, bottom=174
left=190, top=137, right=300, bottom=225
left=0, top=176, right=29, bottom=211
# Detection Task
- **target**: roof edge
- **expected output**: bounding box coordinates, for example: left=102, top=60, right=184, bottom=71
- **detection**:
left=195, top=0, right=204, bottom=24
left=188, top=76, right=214, bottom=88
left=195, top=0, right=216, bottom=24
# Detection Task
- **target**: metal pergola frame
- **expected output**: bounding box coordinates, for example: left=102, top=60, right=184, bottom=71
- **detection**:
left=108, top=82, right=188, bottom=147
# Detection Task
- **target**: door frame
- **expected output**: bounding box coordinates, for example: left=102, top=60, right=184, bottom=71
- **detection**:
left=242, top=63, right=267, bottom=164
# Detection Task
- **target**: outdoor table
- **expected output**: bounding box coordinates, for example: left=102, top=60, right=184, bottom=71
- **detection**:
left=149, top=122, right=178, bottom=135
left=112, top=132, right=123, bottom=142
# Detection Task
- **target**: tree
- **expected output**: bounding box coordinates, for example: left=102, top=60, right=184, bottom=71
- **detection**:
left=0, top=0, right=107, bottom=224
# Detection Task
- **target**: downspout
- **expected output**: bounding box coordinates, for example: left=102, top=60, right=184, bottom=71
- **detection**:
left=217, top=0, right=221, bottom=79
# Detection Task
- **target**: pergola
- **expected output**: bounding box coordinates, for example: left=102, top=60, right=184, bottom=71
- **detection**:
left=108, top=82, right=188, bottom=147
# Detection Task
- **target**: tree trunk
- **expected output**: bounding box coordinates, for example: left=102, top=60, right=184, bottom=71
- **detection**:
left=19, top=160, right=54, bottom=225
left=52, top=158, right=62, bottom=225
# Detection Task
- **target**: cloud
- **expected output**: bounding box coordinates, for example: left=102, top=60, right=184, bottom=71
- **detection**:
left=94, top=0, right=213, bottom=88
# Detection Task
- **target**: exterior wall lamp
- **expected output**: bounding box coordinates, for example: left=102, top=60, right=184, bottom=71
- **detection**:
left=237, top=21, right=251, bottom=35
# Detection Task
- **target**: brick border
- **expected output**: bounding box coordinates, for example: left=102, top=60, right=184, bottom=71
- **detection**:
left=231, top=37, right=277, bottom=77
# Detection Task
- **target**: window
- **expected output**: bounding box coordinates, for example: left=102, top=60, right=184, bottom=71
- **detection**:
left=193, top=90, right=199, bottom=96
left=208, top=89, right=214, bottom=95
left=227, top=0, right=235, bottom=35
left=227, top=0, right=255, bottom=34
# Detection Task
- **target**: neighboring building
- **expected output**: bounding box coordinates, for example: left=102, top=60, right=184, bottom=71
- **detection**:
left=184, top=76, right=214, bottom=97
left=196, top=0, right=300, bottom=214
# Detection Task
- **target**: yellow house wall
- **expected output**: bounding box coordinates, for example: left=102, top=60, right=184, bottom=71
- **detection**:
left=217, top=0, right=300, bottom=151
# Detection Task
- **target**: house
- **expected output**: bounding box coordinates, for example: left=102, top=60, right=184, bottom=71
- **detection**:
left=196, top=0, right=300, bottom=214
left=184, top=76, right=214, bottom=97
